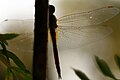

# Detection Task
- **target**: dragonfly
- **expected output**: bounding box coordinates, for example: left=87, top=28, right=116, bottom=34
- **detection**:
left=0, top=5, right=119, bottom=78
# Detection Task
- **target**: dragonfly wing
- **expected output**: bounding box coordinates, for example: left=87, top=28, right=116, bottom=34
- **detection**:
left=0, top=19, right=34, bottom=33
left=0, top=19, right=34, bottom=53
left=57, top=25, right=112, bottom=50
left=8, top=32, right=33, bottom=53
left=1, top=6, right=119, bottom=51
left=57, top=6, right=120, bottom=27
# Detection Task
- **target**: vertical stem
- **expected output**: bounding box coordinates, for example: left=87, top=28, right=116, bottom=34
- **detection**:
left=33, top=0, right=48, bottom=80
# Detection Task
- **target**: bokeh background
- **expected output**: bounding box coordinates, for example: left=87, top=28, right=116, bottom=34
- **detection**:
left=0, top=0, right=120, bottom=80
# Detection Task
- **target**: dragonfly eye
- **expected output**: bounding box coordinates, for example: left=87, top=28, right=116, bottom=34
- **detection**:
left=49, top=5, right=55, bottom=14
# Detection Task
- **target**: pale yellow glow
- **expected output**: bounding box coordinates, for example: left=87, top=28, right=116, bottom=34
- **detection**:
left=48, top=29, right=59, bottom=43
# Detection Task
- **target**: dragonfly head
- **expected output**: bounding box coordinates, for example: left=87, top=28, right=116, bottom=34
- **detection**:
left=49, top=5, right=55, bottom=15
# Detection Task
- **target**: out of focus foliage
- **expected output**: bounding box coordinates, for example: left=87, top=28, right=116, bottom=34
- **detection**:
left=73, top=55, right=120, bottom=80
left=0, top=33, right=32, bottom=80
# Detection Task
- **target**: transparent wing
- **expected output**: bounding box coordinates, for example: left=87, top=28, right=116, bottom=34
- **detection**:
left=0, top=19, right=34, bottom=53
left=57, top=6, right=120, bottom=27
left=0, top=6, right=119, bottom=52
left=0, top=19, right=112, bottom=52
left=57, top=25, right=112, bottom=50
left=0, top=19, right=34, bottom=34
left=56, top=6, right=119, bottom=50
left=8, top=32, right=33, bottom=54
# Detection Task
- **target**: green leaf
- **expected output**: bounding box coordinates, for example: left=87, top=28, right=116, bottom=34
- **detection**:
left=114, top=54, right=120, bottom=70
left=7, top=50, right=26, bottom=70
left=11, top=67, right=32, bottom=80
left=95, top=56, right=117, bottom=80
left=3, top=41, right=8, bottom=46
left=72, top=68, right=90, bottom=80
left=0, top=50, right=26, bottom=70
left=0, top=53, right=9, bottom=67
left=5, top=68, right=13, bottom=80
left=0, top=33, right=19, bottom=41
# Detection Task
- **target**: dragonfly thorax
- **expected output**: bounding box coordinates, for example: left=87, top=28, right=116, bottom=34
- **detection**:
left=49, top=5, right=57, bottom=29
left=49, top=5, right=55, bottom=15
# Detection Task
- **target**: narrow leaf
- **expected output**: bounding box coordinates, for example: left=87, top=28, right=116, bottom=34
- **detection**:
left=0, top=50, right=26, bottom=70
left=0, top=40, right=9, bottom=46
left=0, top=33, right=19, bottom=41
left=114, top=54, right=120, bottom=70
left=7, top=50, right=26, bottom=70
left=95, top=56, right=117, bottom=79
left=72, top=68, right=90, bottom=80
left=11, top=67, right=32, bottom=80
left=3, top=41, right=8, bottom=46
left=0, top=53, right=9, bottom=67
left=5, top=68, right=13, bottom=80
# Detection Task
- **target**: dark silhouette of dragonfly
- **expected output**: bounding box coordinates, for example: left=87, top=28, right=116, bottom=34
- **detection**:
left=0, top=5, right=119, bottom=79
left=49, top=5, right=61, bottom=78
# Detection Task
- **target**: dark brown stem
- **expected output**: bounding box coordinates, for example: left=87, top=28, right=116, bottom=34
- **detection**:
left=33, top=0, right=48, bottom=80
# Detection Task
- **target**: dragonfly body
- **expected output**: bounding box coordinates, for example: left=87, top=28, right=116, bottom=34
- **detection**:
left=49, top=5, right=61, bottom=78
